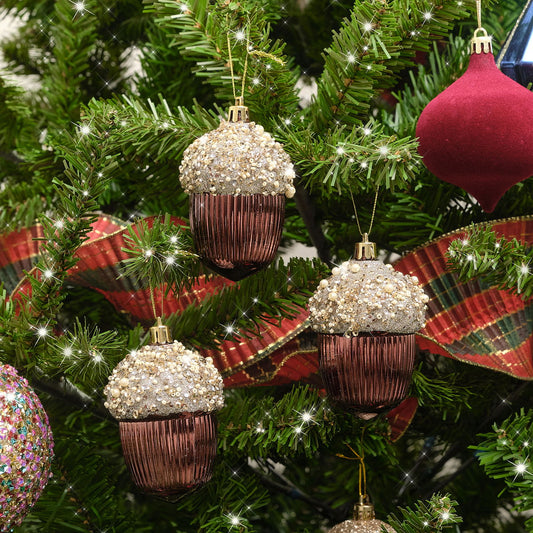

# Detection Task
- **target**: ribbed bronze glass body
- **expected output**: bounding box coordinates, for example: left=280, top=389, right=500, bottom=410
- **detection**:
left=318, top=333, right=416, bottom=418
left=119, top=412, right=217, bottom=497
left=190, top=193, right=285, bottom=281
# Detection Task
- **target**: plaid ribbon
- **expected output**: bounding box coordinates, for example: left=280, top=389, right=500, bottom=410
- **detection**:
left=395, top=216, right=533, bottom=379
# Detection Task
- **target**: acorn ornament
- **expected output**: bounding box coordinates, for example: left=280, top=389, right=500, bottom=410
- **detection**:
left=416, top=3, right=533, bottom=213
left=0, top=364, right=54, bottom=531
left=329, top=496, right=395, bottom=533
left=179, top=98, right=295, bottom=281
left=308, top=235, right=428, bottom=418
left=104, top=318, right=224, bottom=497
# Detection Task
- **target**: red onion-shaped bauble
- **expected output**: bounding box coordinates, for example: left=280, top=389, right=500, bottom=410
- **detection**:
left=416, top=47, right=533, bottom=212
left=190, top=193, right=285, bottom=281
left=119, top=412, right=217, bottom=498
left=318, top=333, right=416, bottom=419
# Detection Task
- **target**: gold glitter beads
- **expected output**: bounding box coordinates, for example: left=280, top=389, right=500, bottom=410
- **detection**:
left=329, top=518, right=395, bottom=532
left=179, top=121, right=295, bottom=198
left=308, top=260, right=428, bottom=335
left=104, top=341, right=224, bottom=420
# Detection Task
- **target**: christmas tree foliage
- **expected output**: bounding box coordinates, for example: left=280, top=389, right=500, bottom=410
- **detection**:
left=0, top=0, right=532, bottom=531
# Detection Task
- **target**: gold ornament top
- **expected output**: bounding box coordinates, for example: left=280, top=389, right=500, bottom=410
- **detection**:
left=308, top=260, right=428, bottom=335
left=354, top=497, right=375, bottom=520
left=228, top=96, right=250, bottom=123
left=150, top=316, right=172, bottom=344
left=354, top=233, right=376, bottom=260
left=104, top=341, right=225, bottom=420
left=470, top=27, right=493, bottom=54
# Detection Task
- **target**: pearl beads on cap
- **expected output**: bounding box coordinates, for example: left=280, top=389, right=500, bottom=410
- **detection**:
left=308, top=260, right=428, bottom=335
left=179, top=121, right=296, bottom=198
left=104, top=341, right=225, bottom=420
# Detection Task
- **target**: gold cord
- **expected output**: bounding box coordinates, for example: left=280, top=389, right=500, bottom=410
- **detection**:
left=497, top=0, right=532, bottom=67
left=227, top=32, right=238, bottom=101
left=476, top=0, right=482, bottom=29
left=336, top=440, right=367, bottom=499
left=149, top=286, right=157, bottom=320
left=227, top=25, right=249, bottom=102
left=351, top=187, right=380, bottom=239
left=241, top=41, right=249, bottom=98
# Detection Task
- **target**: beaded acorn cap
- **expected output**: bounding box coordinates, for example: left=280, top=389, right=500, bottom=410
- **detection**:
left=308, top=260, right=428, bottom=335
left=104, top=341, right=225, bottom=420
left=179, top=120, right=296, bottom=198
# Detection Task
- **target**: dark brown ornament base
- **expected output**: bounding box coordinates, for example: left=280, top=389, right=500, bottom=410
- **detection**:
left=119, top=412, right=217, bottom=498
left=190, top=193, right=285, bottom=281
left=318, top=333, right=415, bottom=418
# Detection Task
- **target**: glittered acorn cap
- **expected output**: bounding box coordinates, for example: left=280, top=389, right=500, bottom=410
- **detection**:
left=179, top=100, right=296, bottom=198
left=104, top=337, right=225, bottom=421
left=308, top=259, right=428, bottom=336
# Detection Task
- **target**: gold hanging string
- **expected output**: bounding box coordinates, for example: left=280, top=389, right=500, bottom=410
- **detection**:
left=241, top=36, right=249, bottom=99
left=496, top=0, right=532, bottom=67
left=476, top=0, right=482, bottom=29
left=336, top=440, right=367, bottom=499
left=226, top=32, right=238, bottom=101
left=350, top=187, right=380, bottom=239
left=226, top=24, right=250, bottom=102
left=149, top=286, right=157, bottom=321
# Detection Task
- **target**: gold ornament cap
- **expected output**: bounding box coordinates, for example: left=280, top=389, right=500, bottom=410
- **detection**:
left=354, top=495, right=375, bottom=520
left=470, top=27, right=492, bottom=54
left=149, top=317, right=172, bottom=344
left=228, top=96, right=250, bottom=123
left=354, top=233, right=376, bottom=260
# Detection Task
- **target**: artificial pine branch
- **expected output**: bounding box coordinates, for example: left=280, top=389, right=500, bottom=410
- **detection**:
left=41, top=0, right=100, bottom=129
left=386, top=493, right=462, bottom=532
left=311, top=0, right=469, bottom=129
left=475, top=409, right=533, bottom=532
left=146, top=0, right=300, bottom=126
left=165, top=257, right=328, bottom=350
left=120, top=214, right=200, bottom=296
left=447, top=226, right=533, bottom=300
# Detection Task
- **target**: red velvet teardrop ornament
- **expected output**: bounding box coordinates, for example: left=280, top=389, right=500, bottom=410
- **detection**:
left=416, top=49, right=533, bottom=212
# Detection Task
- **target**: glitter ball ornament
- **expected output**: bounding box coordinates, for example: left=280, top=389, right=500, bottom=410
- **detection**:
left=104, top=320, right=224, bottom=497
left=329, top=497, right=395, bottom=533
left=179, top=98, right=295, bottom=281
left=0, top=364, right=54, bottom=531
left=308, top=236, right=428, bottom=417
left=416, top=28, right=533, bottom=212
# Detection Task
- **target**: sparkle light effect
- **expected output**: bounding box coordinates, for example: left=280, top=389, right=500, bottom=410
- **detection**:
left=378, top=145, right=390, bottom=157
left=35, top=326, right=50, bottom=339
left=509, top=458, right=531, bottom=480
left=62, top=346, right=74, bottom=358
left=78, top=123, right=91, bottom=136
left=71, top=0, right=90, bottom=16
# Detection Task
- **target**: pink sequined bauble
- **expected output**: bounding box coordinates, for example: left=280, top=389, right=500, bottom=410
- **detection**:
left=0, top=364, right=54, bottom=531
